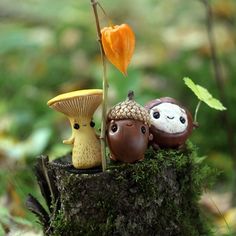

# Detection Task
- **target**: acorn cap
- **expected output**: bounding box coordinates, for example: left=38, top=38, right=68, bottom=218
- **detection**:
left=107, top=91, right=151, bottom=126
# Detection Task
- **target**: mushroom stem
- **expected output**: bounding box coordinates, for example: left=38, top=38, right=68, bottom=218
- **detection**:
left=68, top=117, right=101, bottom=169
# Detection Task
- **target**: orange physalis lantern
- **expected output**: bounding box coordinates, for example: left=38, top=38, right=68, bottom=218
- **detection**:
left=101, top=24, right=135, bottom=76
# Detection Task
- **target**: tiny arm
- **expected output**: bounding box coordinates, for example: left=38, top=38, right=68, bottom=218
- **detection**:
left=63, top=136, right=75, bottom=145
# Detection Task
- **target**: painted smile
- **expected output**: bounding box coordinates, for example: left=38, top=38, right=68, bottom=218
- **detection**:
left=167, top=116, right=174, bottom=120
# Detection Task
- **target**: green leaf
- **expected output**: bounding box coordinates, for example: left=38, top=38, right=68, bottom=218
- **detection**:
left=0, top=223, right=5, bottom=236
left=11, top=216, right=33, bottom=227
left=183, top=77, right=226, bottom=111
left=0, top=207, right=10, bottom=218
left=0, top=207, right=10, bottom=226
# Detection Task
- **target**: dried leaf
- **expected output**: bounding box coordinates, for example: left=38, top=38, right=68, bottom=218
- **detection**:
left=7, top=183, right=25, bottom=217
left=101, top=24, right=135, bottom=76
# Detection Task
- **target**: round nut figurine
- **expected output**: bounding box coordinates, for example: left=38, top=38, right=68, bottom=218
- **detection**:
left=145, top=97, right=196, bottom=149
left=107, top=91, right=152, bottom=163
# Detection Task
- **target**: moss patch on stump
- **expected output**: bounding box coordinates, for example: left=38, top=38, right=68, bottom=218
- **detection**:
left=45, top=142, right=213, bottom=236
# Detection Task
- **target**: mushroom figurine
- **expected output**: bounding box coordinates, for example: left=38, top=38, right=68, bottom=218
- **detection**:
left=145, top=97, right=196, bottom=149
left=47, top=89, right=103, bottom=169
left=106, top=91, right=152, bottom=163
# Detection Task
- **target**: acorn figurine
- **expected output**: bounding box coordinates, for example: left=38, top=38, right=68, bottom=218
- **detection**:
left=107, top=91, right=152, bottom=163
left=145, top=97, right=196, bottom=149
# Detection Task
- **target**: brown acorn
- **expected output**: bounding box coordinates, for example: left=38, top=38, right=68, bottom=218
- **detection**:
left=107, top=91, right=152, bottom=163
left=145, top=97, right=196, bottom=149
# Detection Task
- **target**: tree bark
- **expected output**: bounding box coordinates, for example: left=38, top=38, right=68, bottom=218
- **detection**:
left=27, top=145, right=212, bottom=236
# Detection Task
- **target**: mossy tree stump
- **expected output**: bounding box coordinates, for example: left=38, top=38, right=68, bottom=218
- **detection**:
left=26, top=143, right=213, bottom=236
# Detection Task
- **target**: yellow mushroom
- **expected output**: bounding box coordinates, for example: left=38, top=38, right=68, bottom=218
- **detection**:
left=47, top=89, right=103, bottom=169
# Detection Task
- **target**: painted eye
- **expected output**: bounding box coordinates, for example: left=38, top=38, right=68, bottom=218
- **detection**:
left=111, top=124, right=118, bottom=133
left=153, top=111, right=160, bottom=119
left=141, top=126, right=146, bottom=134
left=90, top=121, right=95, bottom=128
left=73, top=123, right=80, bottom=130
left=180, top=116, right=186, bottom=124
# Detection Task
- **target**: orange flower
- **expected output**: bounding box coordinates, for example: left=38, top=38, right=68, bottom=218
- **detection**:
left=101, top=24, right=135, bottom=76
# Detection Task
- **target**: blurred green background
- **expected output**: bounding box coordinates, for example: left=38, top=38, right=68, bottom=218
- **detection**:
left=0, top=0, right=236, bottom=235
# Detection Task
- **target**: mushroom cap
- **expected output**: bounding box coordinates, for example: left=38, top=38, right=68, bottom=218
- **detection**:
left=47, top=89, right=103, bottom=118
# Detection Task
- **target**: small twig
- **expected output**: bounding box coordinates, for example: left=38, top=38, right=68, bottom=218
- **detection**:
left=204, top=188, right=231, bottom=234
left=91, top=0, right=108, bottom=171
left=200, top=0, right=236, bottom=205
left=41, top=156, right=55, bottom=203
left=97, top=2, right=113, bottom=26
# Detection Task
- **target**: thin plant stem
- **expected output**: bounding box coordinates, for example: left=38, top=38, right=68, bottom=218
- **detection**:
left=194, top=100, right=202, bottom=123
left=97, top=2, right=113, bottom=26
left=204, top=188, right=231, bottom=234
left=200, top=0, right=236, bottom=205
left=41, top=157, right=55, bottom=203
left=91, top=0, right=108, bottom=172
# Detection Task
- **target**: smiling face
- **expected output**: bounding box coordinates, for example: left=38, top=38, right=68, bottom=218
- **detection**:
left=150, top=103, right=188, bottom=134
left=72, top=117, right=96, bottom=132
left=107, top=119, right=150, bottom=163
left=145, top=97, right=194, bottom=149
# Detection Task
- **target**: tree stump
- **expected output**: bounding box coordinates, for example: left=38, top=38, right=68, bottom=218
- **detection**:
left=26, top=143, right=213, bottom=236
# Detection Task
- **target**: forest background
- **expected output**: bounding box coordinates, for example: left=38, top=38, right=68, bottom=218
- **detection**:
left=0, top=0, right=236, bottom=235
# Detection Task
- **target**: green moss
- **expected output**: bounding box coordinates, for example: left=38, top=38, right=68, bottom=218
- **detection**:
left=50, top=210, right=71, bottom=236
left=47, top=142, right=215, bottom=236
